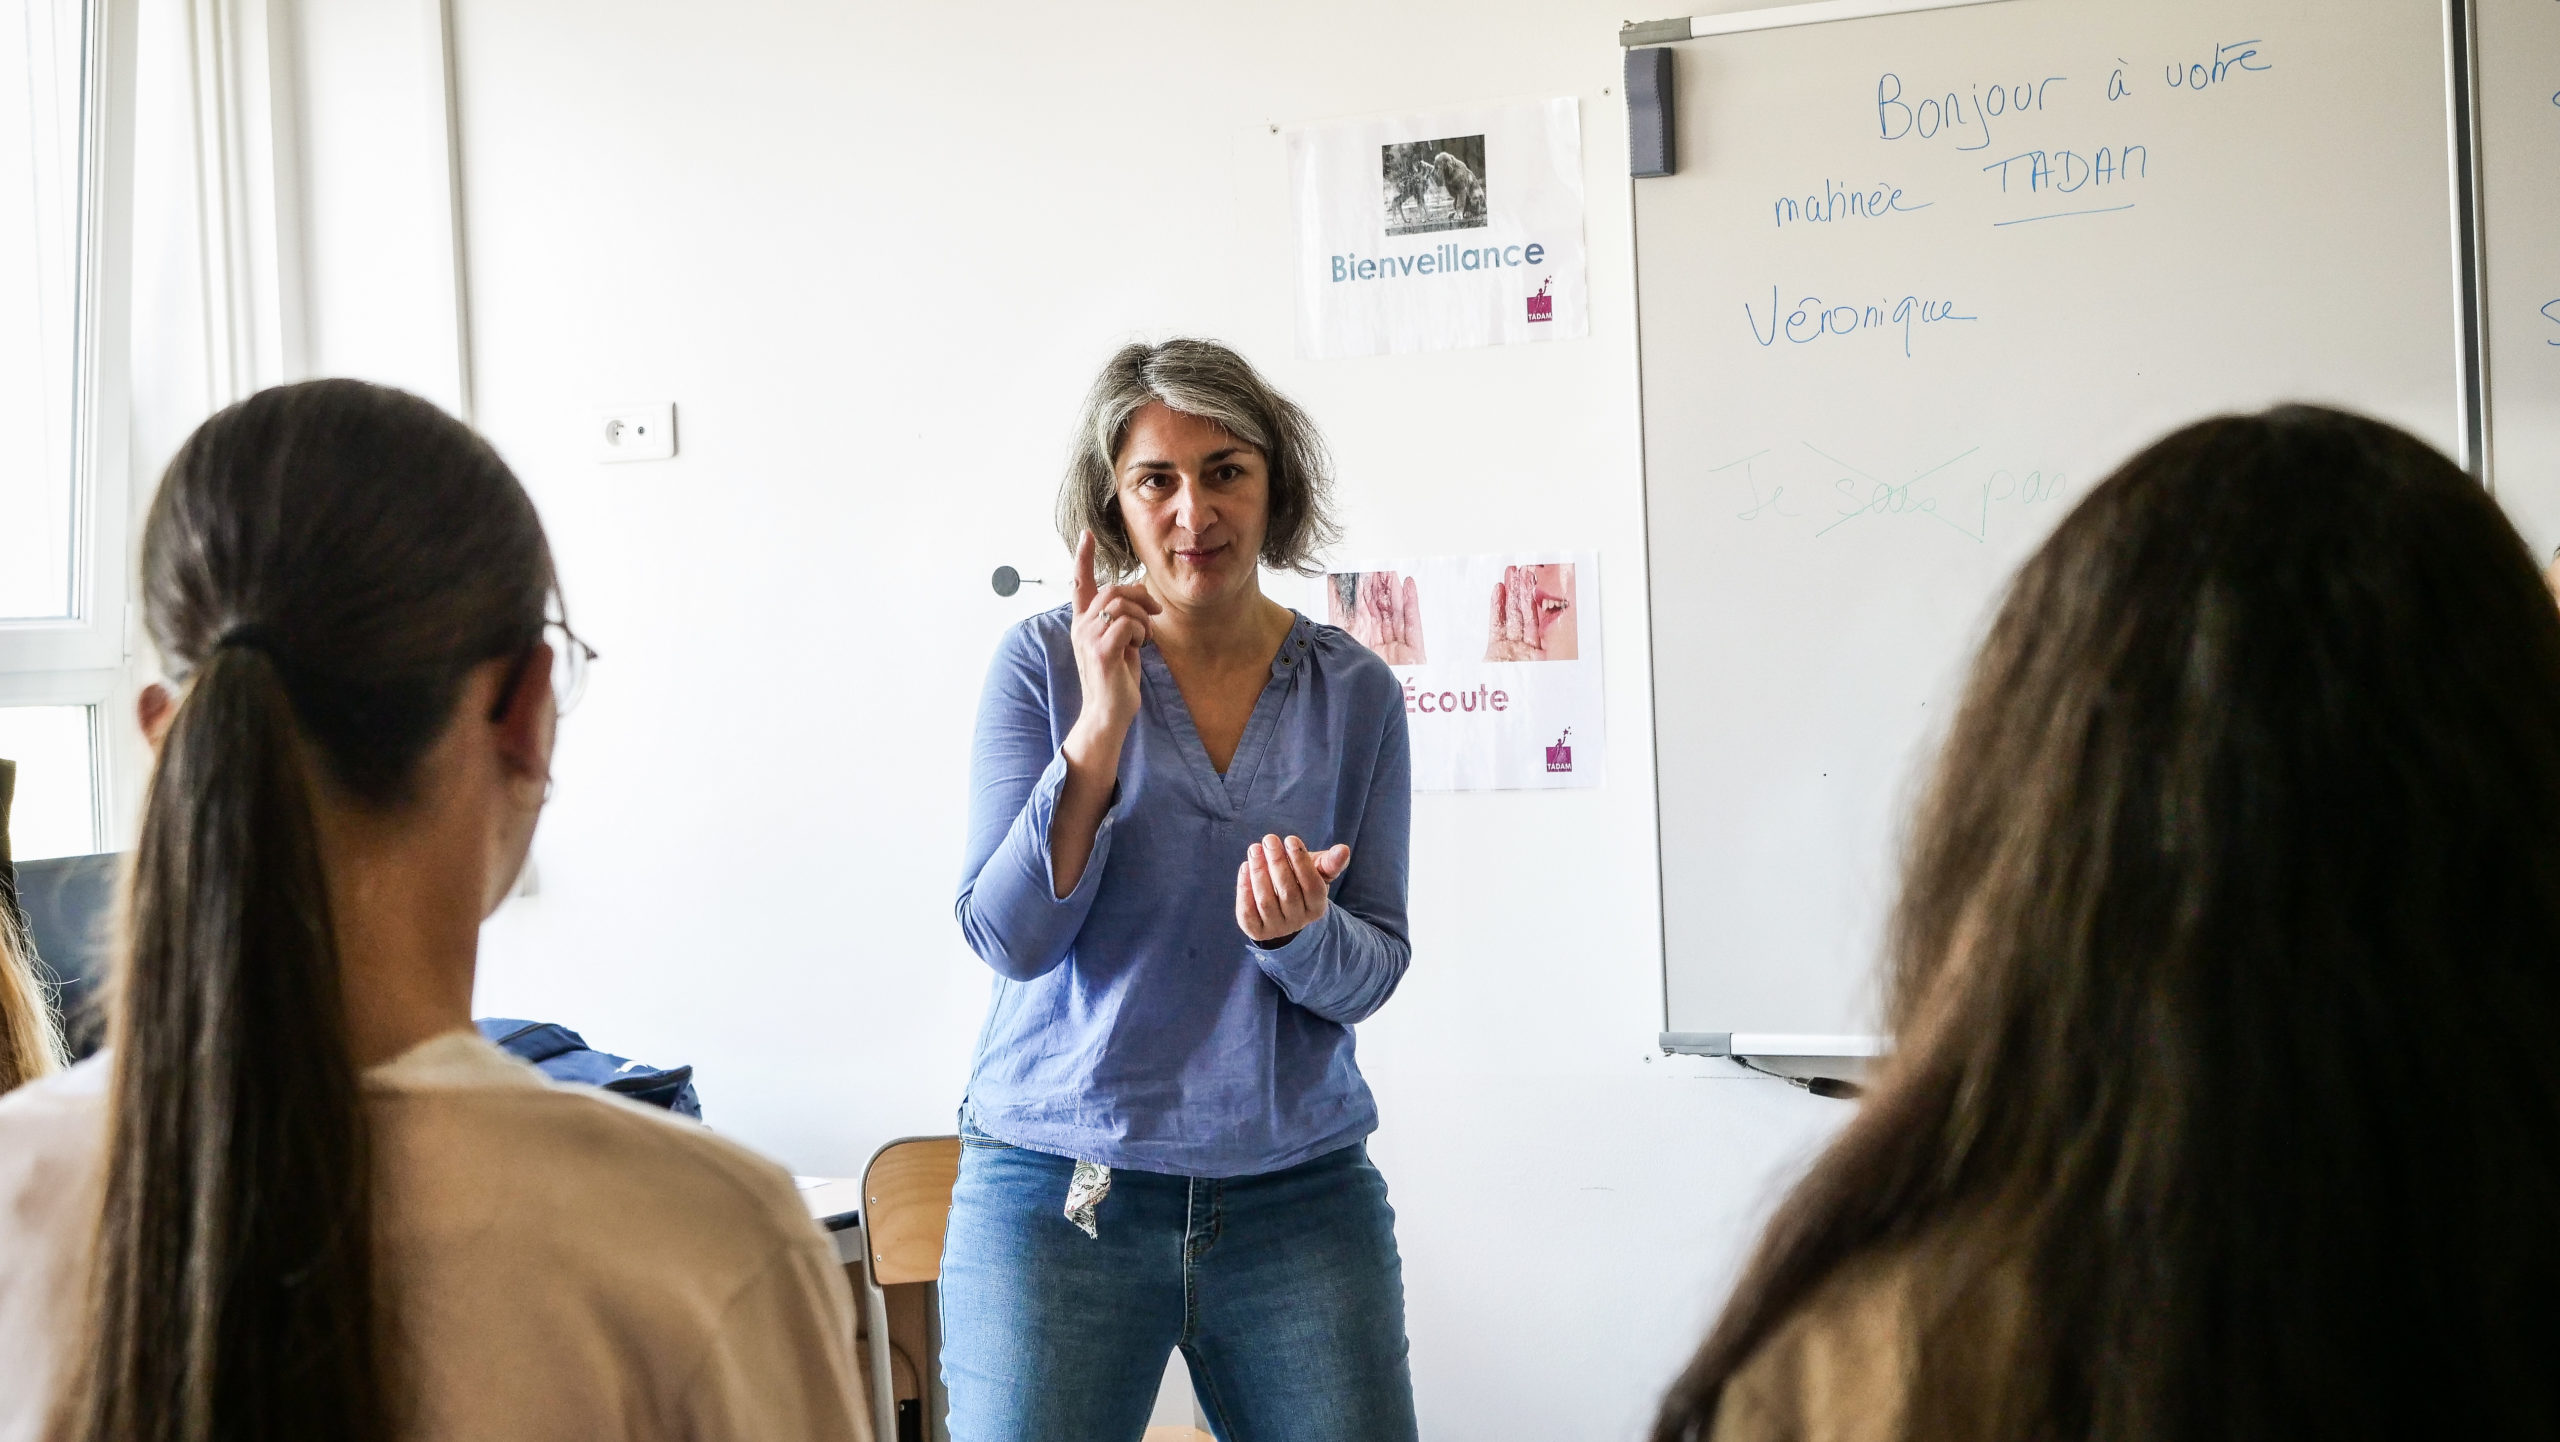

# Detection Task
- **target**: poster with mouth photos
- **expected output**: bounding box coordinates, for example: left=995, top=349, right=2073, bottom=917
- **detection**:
left=1313, top=551, right=1603, bottom=791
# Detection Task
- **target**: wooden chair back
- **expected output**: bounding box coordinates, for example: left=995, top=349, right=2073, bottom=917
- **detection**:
left=860, top=1136, right=961, bottom=1287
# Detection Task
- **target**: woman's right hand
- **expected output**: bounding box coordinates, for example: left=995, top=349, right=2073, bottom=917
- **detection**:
left=1052, top=532, right=1159, bottom=896
left=1067, top=530, right=1161, bottom=748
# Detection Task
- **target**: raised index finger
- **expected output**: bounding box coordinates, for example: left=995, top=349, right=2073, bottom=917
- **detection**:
left=1074, top=530, right=1099, bottom=613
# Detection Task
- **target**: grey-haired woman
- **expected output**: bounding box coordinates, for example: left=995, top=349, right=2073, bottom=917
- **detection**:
left=946, top=339, right=1421, bottom=1440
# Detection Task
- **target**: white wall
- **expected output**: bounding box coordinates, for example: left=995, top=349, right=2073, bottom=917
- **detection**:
left=287, top=0, right=469, bottom=418
left=434, top=2, right=1851, bottom=1437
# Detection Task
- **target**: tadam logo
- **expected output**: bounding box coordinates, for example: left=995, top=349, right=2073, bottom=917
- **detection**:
left=1546, top=726, right=1573, bottom=772
left=1526, top=276, right=1554, bottom=323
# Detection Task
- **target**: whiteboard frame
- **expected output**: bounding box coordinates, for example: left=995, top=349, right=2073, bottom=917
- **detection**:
left=2444, top=0, right=2490, bottom=478
left=1619, top=0, right=2018, bottom=47
left=1628, top=0, right=2495, bottom=1054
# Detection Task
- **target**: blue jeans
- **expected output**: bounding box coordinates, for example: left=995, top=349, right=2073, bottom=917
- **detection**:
left=938, top=1119, right=1420, bottom=1442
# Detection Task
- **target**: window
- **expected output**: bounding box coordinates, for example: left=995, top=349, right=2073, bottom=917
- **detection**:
left=0, top=706, right=98, bottom=860
left=2, top=0, right=128, bottom=866
left=1, top=1, right=86, bottom=623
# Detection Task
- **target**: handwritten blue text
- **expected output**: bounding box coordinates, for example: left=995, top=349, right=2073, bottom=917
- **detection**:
left=1876, top=71, right=2065, bottom=151
left=1981, top=144, right=2148, bottom=193
left=1744, top=287, right=1977, bottom=359
left=1775, top=179, right=1932, bottom=228
left=1715, top=444, right=2071, bottom=545
left=2165, top=39, right=2272, bottom=91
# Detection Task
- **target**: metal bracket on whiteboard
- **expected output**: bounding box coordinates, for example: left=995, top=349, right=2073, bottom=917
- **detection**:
left=1626, top=45, right=1676, bottom=177
left=1620, top=18, right=1694, bottom=45
left=1619, top=0, right=2016, bottom=45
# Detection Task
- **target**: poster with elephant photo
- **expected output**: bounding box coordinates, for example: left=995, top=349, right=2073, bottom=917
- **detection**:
left=1287, top=99, right=1588, bottom=360
left=1314, top=552, right=1603, bottom=791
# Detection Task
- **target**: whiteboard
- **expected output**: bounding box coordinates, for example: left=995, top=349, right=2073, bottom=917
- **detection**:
left=2480, top=0, right=2560, bottom=551
left=1635, top=0, right=2469, bottom=1039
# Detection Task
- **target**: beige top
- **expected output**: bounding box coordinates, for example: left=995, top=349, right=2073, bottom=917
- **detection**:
left=1710, top=1243, right=2022, bottom=1442
left=0, top=1031, right=871, bottom=1442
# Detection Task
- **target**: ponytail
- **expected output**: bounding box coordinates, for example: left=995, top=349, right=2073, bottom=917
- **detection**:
left=60, top=643, right=388, bottom=1442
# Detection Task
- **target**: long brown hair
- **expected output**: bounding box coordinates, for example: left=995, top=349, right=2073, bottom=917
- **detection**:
left=1, top=758, right=67, bottom=1092
left=1654, top=406, right=2560, bottom=1441
left=2, top=920, right=64, bottom=1095
left=0, top=917, right=60, bottom=1092
left=58, top=380, right=554, bottom=1442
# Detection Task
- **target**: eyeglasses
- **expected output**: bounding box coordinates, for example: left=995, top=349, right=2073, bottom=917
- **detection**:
left=546, top=620, right=599, bottom=716
left=490, top=619, right=600, bottom=722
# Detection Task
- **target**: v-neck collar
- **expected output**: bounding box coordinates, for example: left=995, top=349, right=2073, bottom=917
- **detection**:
left=1141, top=611, right=1313, bottom=815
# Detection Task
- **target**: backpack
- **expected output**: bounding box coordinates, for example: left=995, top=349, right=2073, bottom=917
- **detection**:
left=475, top=1018, right=703, bottom=1119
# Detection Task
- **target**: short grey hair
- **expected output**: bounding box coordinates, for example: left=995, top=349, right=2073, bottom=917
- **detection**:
left=1057, top=338, right=1341, bottom=580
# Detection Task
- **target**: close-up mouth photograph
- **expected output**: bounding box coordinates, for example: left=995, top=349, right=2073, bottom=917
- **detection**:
left=3, top=1, right=2558, bottom=1441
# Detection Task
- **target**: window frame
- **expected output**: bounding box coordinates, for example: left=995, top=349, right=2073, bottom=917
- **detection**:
left=0, top=0, right=140, bottom=852
left=0, top=684, right=112, bottom=857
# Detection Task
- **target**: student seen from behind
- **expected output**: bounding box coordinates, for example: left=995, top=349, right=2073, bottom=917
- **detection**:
left=1653, top=406, right=2560, bottom=1442
left=0, top=380, right=869, bottom=1442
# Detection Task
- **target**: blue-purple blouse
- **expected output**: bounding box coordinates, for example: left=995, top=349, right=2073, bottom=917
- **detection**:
left=954, top=606, right=1412, bottom=1178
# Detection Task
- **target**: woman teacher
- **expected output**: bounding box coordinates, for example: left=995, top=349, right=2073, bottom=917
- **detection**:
left=947, top=338, right=1418, bottom=1441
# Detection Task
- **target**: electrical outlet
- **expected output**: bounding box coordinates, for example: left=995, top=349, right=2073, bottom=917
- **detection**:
left=596, top=402, right=676, bottom=462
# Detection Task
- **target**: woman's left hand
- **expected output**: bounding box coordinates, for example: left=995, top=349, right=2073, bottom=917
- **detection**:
left=1237, top=834, right=1352, bottom=944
